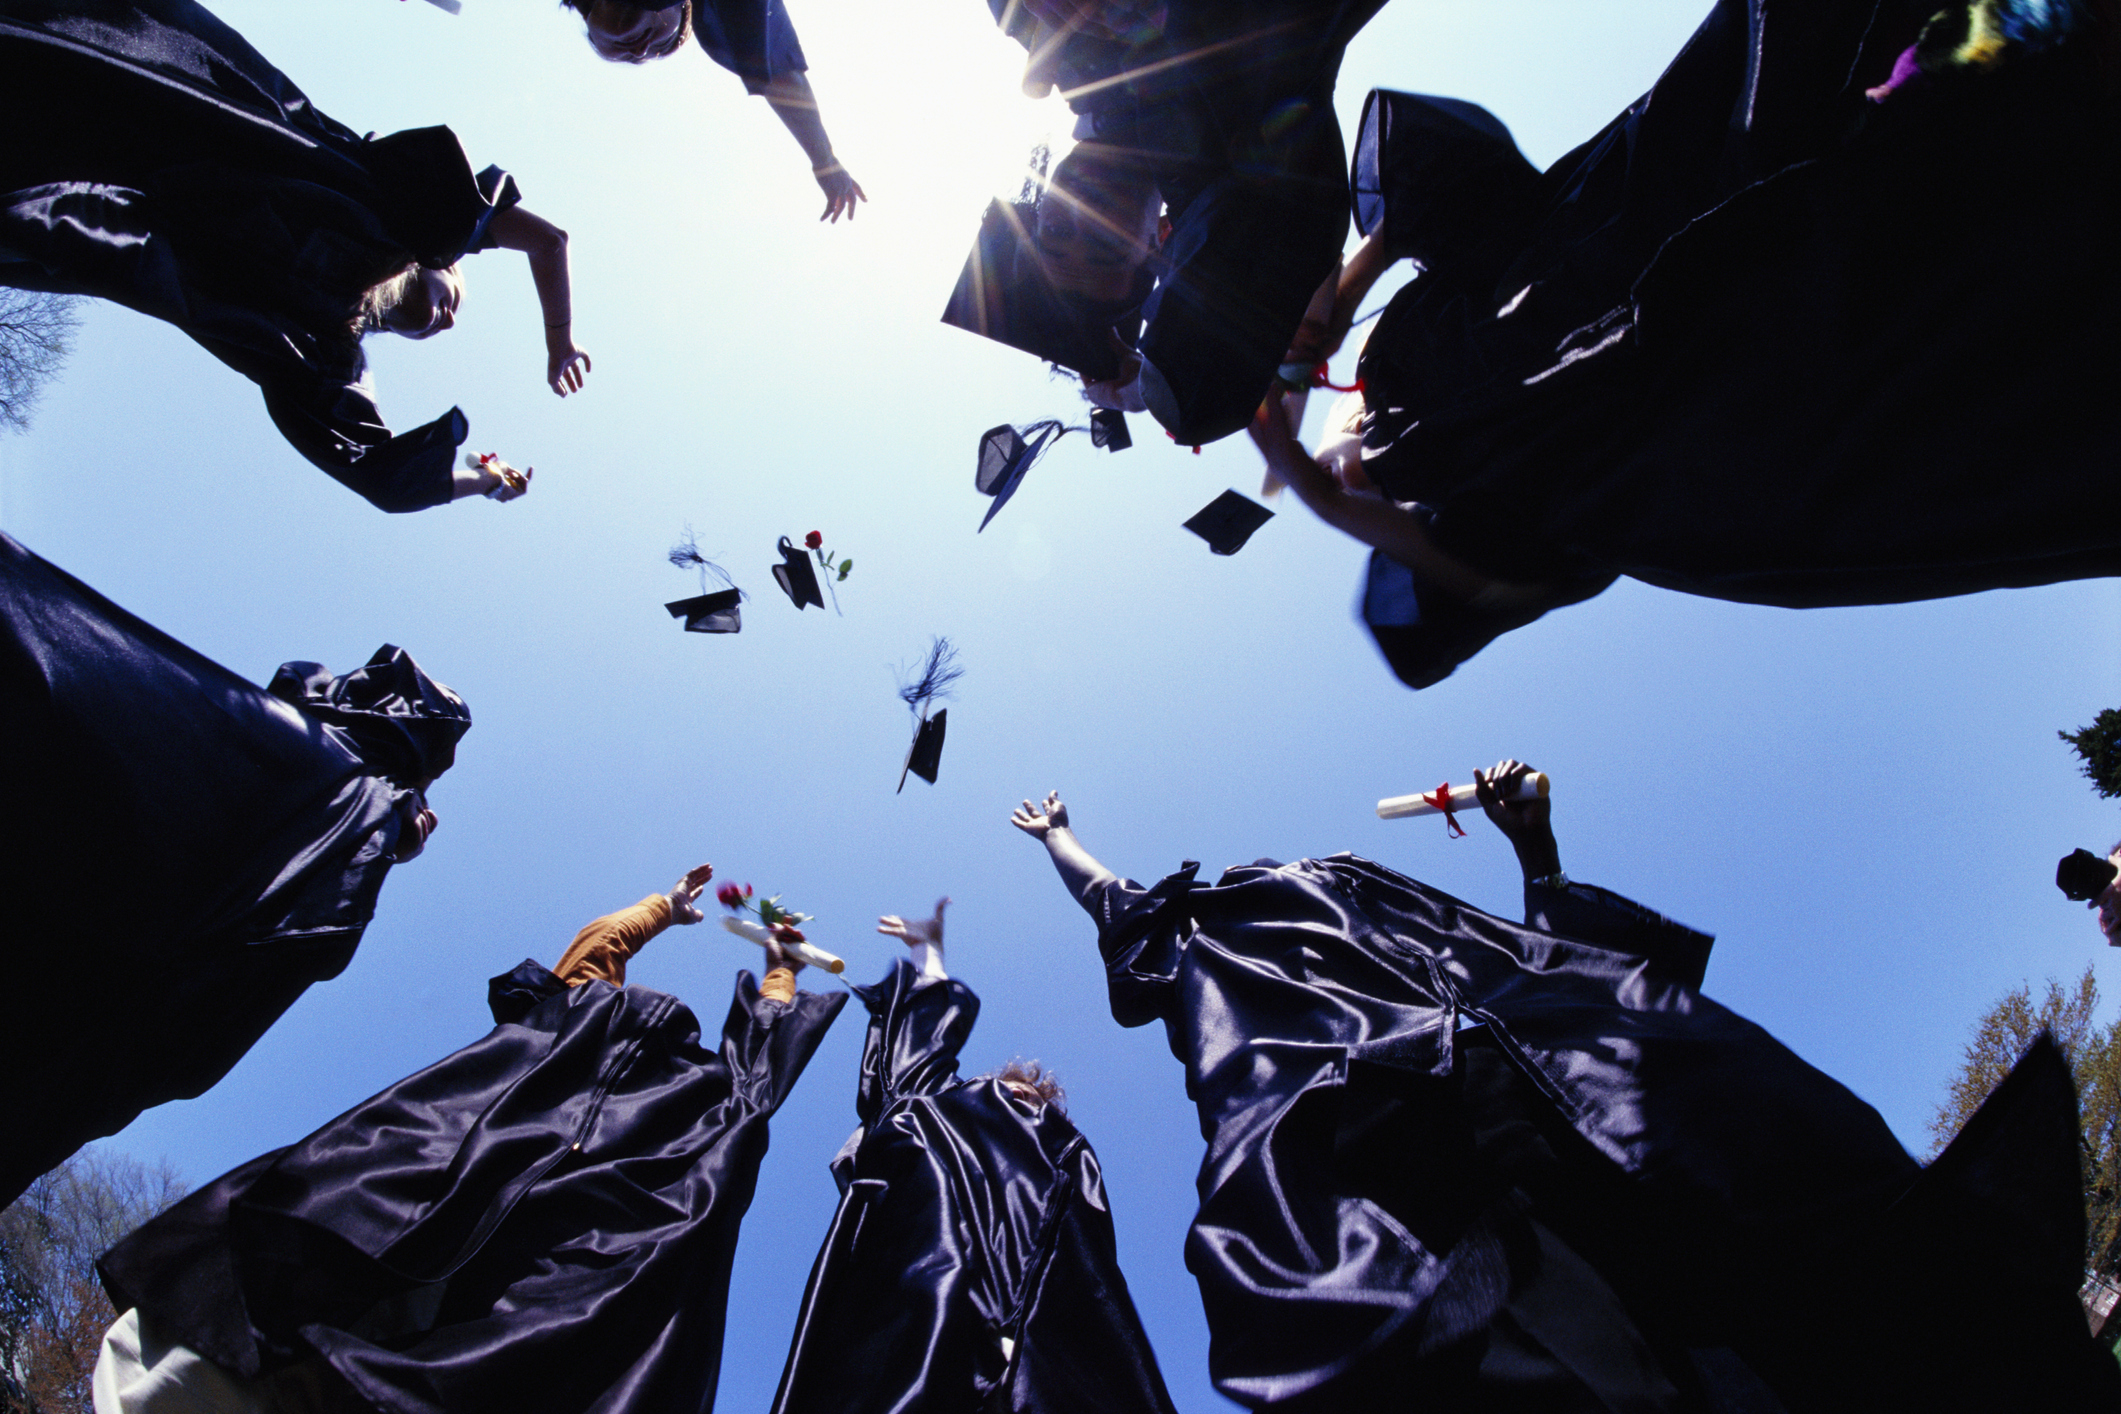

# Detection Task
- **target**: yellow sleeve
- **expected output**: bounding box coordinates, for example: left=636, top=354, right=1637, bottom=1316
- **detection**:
left=553, top=895, right=674, bottom=988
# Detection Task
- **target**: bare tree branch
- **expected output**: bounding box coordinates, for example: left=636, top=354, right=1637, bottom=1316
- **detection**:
left=0, top=290, right=81, bottom=435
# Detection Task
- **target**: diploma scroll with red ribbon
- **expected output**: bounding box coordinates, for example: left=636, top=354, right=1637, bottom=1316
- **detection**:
left=1377, top=771, right=1550, bottom=829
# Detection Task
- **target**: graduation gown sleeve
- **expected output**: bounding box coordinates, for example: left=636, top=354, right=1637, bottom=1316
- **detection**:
left=689, top=0, right=808, bottom=92
left=772, top=960, right=1178, bottom=1414
left=99, top=968, right=846, bottom=1414
left=0, top=532, right=468, bottom=1208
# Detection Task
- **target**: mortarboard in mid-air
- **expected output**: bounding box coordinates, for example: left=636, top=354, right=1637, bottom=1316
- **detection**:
left=667, top=532, right=744, bottom=633
left=896, top=637, right=962, bottom=793
left=899, top=708, right=947, bottom=792
left=773, top=536, right=826, bottom=610
left=1184, top=489, right=1275, bottom=555
left=665, top=590, right=742, bottom=634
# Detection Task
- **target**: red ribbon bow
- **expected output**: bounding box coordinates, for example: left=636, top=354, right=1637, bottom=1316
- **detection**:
left=1421, top=781, right=1466, bottom=838
left=1309, top=364, right=1364, bottom=394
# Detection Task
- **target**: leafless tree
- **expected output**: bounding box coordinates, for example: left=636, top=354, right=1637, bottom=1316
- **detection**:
left=0, top=1150, right=184, bottom=1414
left=0, top=290, right=81, bottom=434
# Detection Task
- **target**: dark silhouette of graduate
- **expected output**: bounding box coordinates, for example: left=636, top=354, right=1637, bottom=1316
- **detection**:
left=94, top=868, right=844, bottom=1414
left=771, top=899, right=1177, bottom=1414
left=1012, top=765, right=2121, bottom=1410
left=945, top=0, right=1385, bottom=447
left=0, top=0, right=586, bottom=511
left=0, top=530, right=468, bottom=1209
left=1249, top=0, right=2121, bottom=688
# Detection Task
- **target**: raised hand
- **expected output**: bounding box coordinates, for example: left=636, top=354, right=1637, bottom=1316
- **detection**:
left=814, top=163, right=868, bottom=223
left=1011, top=791, right=1071, bottom=839
left=878, top=897, right=949, bottom=950
left=547, top=341, right=592, bottom=397
left=668, top=862, right=716, bottom=924
left=1472, top=759, right=1560, bottom=880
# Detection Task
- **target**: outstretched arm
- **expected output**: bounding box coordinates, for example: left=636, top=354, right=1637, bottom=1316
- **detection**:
left=1011, top=792, right=1116, bottom=905
left=487, top=205, right=592, bottom=395
left=755, top=71, right=867, bottom=223
left=1246, top=399, right=1495, bottom=601
left=553, top=862, right=716, bottom=987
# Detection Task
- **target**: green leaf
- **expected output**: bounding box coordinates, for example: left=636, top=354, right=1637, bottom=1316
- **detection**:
left=838, top=560, right=853, bottom=580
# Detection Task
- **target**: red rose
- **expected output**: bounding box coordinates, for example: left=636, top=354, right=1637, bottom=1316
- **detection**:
left=804, top=531, right=823, bottom=550
left=715, top=883, right=744, bottom=909
left=744, top=883, right=753, bottom=897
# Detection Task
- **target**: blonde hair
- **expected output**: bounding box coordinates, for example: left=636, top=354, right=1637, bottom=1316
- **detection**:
left=352, top=263, right=420, bottom=339
left=993, top=1059, right=1066, bottom=1109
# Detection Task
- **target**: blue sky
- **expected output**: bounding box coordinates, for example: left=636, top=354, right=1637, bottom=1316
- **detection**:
left=5, top=1, right=2119, bottom=1409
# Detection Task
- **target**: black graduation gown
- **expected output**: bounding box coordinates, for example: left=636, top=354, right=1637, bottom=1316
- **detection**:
left=639, top=0, right=808, bottom=92
left=0, top=530, right=469, bottom=1208
left=99, top=965, right=846, bottom=1414
left=0, top=0, right=520, bottom=512
left=771, top=959, right=1177, bottom=1414
left=1348, top=0, right=2121, bottom=684
left=1081, top=854, right=2119, bottom=1409
left=994, top=0, right=1383, bottom=446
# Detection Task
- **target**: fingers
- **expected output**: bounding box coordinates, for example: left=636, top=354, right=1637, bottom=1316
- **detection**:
left=877, top=914, right=909, bottom=938
left=934, top=897, right=950, bottom=921
left=1472, top=766, right=1495, bottom=807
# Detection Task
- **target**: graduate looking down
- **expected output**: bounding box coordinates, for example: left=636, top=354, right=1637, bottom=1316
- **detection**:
left=770, top=899, right=1178, bottom=1414
left=0, top=0, right=586, bottom=513
left=92, top=862, right=845, bottom=1414
left=558, top=0, right=866, bottom=222
left=1009, top=772, right=2120, bottom=1409
left=944, top=0, right=1382, bottom=446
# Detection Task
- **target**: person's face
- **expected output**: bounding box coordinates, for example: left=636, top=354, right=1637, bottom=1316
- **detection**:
left=384, top=266, right=464, bottom=341
left=583, top=1, right=686, bottom=62
left=1035, top=157, right=1161, bottom=302
left=2097, top=866, right=2121, bottom=945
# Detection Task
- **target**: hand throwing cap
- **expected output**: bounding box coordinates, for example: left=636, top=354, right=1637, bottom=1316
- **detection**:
left=1184, top=490, right=1274, bottom=555
left=898, top=708, right=947, bottom=793
left=666, top=589, right=743, bottom=634
left=772, top=536, right=825, bottom=610
left=2057, top=847, right=2118, bottom=902
left=942, top=200, right=1147, bottom=381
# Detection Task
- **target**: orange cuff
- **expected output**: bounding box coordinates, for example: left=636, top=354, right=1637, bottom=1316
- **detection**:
left=759, top=967, right=798, bottom=1004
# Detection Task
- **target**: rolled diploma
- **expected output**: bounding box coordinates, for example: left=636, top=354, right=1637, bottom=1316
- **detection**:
left=720, top=915, right=845, bottom=974
left=1378, top=771, right=1548, bottom=820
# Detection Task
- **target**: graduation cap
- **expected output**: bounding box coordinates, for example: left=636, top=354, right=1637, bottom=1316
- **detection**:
left=976, top=421, right=1069, bottom=532
left=896, top=637, right=962, bottom=792
left=772, top=536, right=825, bottom=610
left=942, top=199, right=1148, bottom=381
left=1090, top=408, right=1132, bottom=450
left=1184, top=490, right=1275, bottom=555
left=899, top=708, right=947, bottom=792
left=2057, top=848, right=2118, bottom=902
left=665, top=589, right=742, bottom=634
left=667, top=531, right=744, bottom=633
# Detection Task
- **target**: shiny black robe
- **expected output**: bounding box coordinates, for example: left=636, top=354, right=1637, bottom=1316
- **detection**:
left=1082, top=854, right=2119, bottom=1409
left=772, top=960, right=1176, bottom=1414
left=99, top=966, right=845, bottom=1414
left=993, top=0, right=1382, bottom=445
left=1349, top=0, right=2121, bottom=685
left=0, top=530, right=468, bottom=1208
left=0, top=0, right=518, bottom=511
